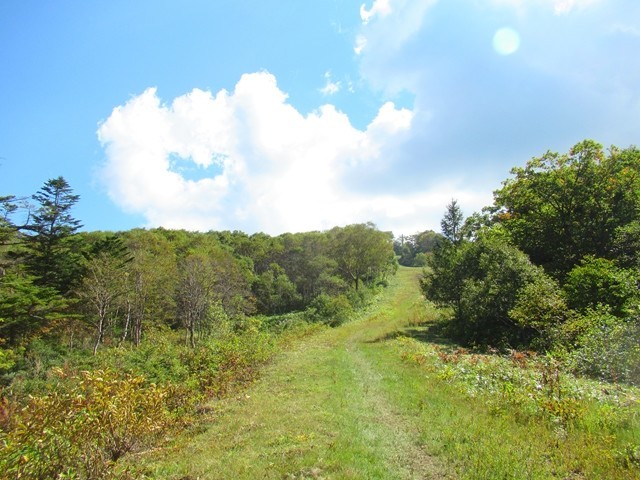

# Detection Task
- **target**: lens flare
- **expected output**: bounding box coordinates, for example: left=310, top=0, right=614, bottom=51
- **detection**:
left=493, top=27, right=520, bottom=55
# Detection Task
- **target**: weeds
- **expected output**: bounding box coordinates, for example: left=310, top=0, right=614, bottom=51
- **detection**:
left=396, top=334, right=640, bottom=477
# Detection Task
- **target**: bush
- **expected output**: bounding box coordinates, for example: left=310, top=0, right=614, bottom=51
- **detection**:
left=564, top=256, right=639, bottom=316
left=308, top=293, right=353, bottom=326
left=99, top=329, right=192, bottom=386
left=0, top=368, right=171, bottom=479
left=509, top=274, right=568, bottom=349
left=192, top=330, right=275, bottom=397
left=566, top=309, right=640, bottom=385
left=432, top=236, right=545, bottom=346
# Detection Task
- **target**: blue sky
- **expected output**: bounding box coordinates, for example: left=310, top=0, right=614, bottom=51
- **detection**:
left=1, top=0, right=639, bottom=235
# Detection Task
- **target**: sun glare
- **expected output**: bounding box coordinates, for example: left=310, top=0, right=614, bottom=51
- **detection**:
left=493, top=27, right=520, bottom=55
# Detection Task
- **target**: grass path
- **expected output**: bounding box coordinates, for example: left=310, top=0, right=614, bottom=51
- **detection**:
left=141, top=268, right=454, bottom=479
left=138, top=268, right=640, bottom=479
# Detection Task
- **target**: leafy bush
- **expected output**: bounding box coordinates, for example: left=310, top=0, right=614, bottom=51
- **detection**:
left=426, top=235, right=546, bottom=346
left=509, top=274, right=568, bottom=349
left=566, top=310, right=640, bottom=385
left=0, top=368, right=171, bottom=479
left=308, top=293, right=353, bottom=326
left=564, top=256, right=639, bottom=316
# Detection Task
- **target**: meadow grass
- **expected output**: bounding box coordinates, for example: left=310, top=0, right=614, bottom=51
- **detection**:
left=133, top=267, right=639, bottom=479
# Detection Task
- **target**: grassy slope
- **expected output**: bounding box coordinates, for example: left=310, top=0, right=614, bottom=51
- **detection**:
left=138, top=268, right=639, bottom=479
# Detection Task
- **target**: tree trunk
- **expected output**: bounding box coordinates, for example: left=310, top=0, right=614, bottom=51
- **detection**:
left=119, top=300, right=132, bottom=346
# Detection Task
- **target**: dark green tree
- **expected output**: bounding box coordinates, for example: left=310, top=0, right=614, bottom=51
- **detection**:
left=23, top=177, right=83, bottom=294
left=423, top=233, right=547, bottom=346
left=441, top=199, right=464, bottom=245
left=0, top=269, right=68, bottom=346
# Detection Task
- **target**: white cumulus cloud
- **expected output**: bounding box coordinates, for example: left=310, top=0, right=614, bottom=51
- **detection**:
left=98, top=72, right=437, bottom=234
left=360, top=0, right=393, bottom=24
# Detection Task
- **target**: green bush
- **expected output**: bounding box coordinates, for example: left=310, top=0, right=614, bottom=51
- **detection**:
left=202, top=330, right=275, bottom=397
left=566, top=309, right=640, bottom=385
left=99, top=329, right=192, bottom=386
left=509, top=274, right=568, bottom=349
left=308, top=293, right=353, bottom=326
left=564, top=256, right=639, bottom=316
left=429, top=235, right=546, bottom=346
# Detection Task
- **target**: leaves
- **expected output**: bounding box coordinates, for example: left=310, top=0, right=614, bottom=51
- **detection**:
left=0, top=369, right=171, bottom=479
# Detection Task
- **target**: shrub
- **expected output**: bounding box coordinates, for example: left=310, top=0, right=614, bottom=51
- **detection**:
left=509, top=274, right=568, bottom=349
left=308, top=293, right=353, bottom=326
left=201, top=330, right=275, bottom=397
left=436, top=236, right=545, bottom=346
left=566, top=309, right=640, bottom=385
left=564, top=256, right=639, bottom=316
left=0, top=368, right=171, bottom=479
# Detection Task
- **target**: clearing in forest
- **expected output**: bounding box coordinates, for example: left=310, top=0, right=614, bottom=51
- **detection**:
left=139, top=267, right=640, bottom=480
left=141, top=268, right=452, bottom=479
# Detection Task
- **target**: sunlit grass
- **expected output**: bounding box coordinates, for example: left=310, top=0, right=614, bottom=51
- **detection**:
left=132, top=267, right=640, bottom=479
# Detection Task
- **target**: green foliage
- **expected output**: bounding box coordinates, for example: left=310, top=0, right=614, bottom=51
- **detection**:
left=329, top=222, right=396, bottom=291
left=393, top=230, right=441, bottom=267
left=22, top=176, right=84, bottom=294
left=98, top=328, right=192, bottom=386
left=612, top=220, right=640, bottom=268
left=564, top=309, right=640, bottom=384
left=564, top=256, right=640, bottom=316
left=308, top=293, right=354, bottom=326
left=175, top=251, right=245, bottom=348
left=77, top=251, right=131, bottom=355
left=493, top=140, right=640, bottom=276
left=458, top=236, right=544, bottom=345
left=413, top=252, right=429, bottom=267
left=423, top=234, right=545, bottom=346
left=509, top=274, right=568, bottom=349
left=0, top=268, right=69, bottom=346
left=1, top=174, right=404, bottom=475
left=423, top=141, right=640, bottom=385
left=253, top=263, right=302, bottom=314
left=0, top=368, right=171, bottom=479
left=206, top=329, right=275, bottom=397
left=421, top=241, right=466, bottom=310
left=440, top=199, right=464, bottom=245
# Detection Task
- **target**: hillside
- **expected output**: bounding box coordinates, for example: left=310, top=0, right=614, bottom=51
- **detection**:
left=136, top=267, right=640, bottom=479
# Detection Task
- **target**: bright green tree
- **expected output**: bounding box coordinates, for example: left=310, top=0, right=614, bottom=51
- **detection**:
left=493, top=140, right=640, bottom=276
left=329, top=223, right=396, bottom=291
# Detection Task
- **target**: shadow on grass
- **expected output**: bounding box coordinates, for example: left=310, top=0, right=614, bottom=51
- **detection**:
left=368, top=321, right=458, bottom=349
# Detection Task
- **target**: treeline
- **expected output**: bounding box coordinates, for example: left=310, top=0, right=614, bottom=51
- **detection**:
left=0, top=178, right=395, bottom=362
left=0, top=177, right=396, bottom=477
left=423, top=140, right=640, bottom=385
left=393, top=230, right=441, bottom=267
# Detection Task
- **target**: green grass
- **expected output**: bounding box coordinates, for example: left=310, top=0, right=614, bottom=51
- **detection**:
left=132, top=267, right=640, bottom=479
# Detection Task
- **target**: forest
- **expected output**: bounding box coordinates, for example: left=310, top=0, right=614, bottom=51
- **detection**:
left=0, top=139, right=639, bottom=478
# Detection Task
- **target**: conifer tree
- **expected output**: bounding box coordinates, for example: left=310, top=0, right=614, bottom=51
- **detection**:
left=23, top=177, right=83, bottom=294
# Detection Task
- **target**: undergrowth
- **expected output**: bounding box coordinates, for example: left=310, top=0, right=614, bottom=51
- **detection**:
left=0, top=316, right=324, bottom=479
left=396, top=334, right=640, bottom=476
